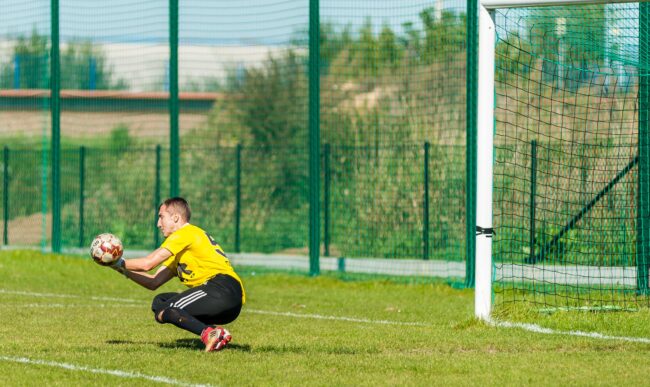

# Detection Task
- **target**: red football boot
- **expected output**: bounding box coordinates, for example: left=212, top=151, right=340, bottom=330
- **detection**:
left=201, top=326, right=232, bottom=352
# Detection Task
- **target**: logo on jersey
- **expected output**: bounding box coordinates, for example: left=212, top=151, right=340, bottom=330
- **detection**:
left=177, top=263, right=194, bottom=280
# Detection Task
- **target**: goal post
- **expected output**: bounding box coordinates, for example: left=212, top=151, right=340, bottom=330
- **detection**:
left=638, top=2, right=650, bottom=293
left=475, top=0, right=650, bottom=320
left=475, top=4, right=496, bottom=321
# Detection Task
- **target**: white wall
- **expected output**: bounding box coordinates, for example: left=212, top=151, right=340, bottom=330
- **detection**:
left=0, top=39, right=302, bottom=91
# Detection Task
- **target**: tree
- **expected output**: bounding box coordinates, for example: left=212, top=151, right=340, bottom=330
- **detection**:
left=358, top=18, right=379, bottom=77
left=495, top=31, right=533, bottom=83
left=378, top=24, right=400, bottom=69
left=0, top=29, right=127, bottom=90
left=420, top=8, right=467, bottom=64
left=526, top=6, right=607, bottom=86
left=2, top=28, right=49, bottom=88
left=60, top=40, right=127, bottom=90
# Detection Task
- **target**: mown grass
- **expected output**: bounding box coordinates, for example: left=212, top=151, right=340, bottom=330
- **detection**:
left=2, top=250, right=650, bottom=386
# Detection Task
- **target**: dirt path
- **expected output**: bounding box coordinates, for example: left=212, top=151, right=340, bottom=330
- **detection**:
left=0, top=212, right=51, bottom=246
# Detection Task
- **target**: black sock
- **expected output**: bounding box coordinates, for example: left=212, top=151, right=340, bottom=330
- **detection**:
left=158, top=307, right=207, bottom=336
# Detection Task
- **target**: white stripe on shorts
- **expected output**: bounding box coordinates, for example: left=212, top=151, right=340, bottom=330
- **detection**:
left=172, top=290, right=207, bottom=309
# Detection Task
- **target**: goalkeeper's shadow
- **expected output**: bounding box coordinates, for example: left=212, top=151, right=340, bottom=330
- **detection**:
left=106, top=338, right=251, bottom=352
left=161, top=339, right=364, bottom=354
left=108, top=338, right=362, bottom=354
left=160, top=338, right=252, bottom=352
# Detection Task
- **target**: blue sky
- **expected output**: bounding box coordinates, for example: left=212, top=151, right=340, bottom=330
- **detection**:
left=0, top=0, right=463, bottom=45
left=0, top=0, right=638, bottom=64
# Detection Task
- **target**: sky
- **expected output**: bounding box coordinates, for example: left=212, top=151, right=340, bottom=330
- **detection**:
left=0, top=0, right=458, bottom=45
left=1, top=0, right=639, bottom=67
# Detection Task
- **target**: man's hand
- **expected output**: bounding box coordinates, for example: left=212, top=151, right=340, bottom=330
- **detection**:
left=109, top=258, right=128, bottom=276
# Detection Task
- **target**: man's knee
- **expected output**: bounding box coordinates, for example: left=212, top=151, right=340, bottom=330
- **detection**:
left=154, top=306, right=183, bottom=324
left=151, top=292, right=175, bottom=315
left=154, top=308, right=165, bottom=324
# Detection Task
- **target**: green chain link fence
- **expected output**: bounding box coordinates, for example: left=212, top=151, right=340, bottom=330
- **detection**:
left=0, top=0, right=473, bottom=283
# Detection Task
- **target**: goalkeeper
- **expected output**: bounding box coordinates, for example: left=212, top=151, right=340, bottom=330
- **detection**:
left=109, top=197, right=245, bottom=352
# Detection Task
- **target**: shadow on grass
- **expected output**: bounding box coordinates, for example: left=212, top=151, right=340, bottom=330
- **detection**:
left=106, top=338, right=251, bottom=352
left=106, top=339, right=156, bottom=345
left=160, top=338, right=252, bottom=352
left=254, top=345, right=371, bottom=355
left=108, top=339, right=366, bottom=354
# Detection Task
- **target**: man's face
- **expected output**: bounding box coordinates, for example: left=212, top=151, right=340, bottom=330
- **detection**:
left=157, top=204, right=180, bottom=237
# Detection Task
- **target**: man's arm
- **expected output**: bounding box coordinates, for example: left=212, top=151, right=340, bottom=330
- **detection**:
left=124, top=248, right=173, bottom=272
left=110, top=247, right=174, bottom=290
left=123, top=265, right=175, bottom=290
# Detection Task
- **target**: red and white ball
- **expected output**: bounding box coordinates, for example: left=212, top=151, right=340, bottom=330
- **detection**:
left=90, top=233, right=123, bottom=266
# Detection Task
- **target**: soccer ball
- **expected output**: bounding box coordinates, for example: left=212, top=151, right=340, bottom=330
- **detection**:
left=90, top=233, right=123, bottom=266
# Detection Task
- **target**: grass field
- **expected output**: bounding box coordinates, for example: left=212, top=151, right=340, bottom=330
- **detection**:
left=2, top=250, right=650, bottom=386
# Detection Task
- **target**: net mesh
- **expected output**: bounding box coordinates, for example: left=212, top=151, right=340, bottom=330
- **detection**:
left=493, top=3, right=650, bottom=311
left=0, top=0, right=468, bottom=282
left=319, top=0, right=467, bottom=280
left=0, top=0, right=50, bottom=247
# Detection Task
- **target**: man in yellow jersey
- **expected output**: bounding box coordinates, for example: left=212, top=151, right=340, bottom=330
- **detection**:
left=107, top=197, right=245, bottom=352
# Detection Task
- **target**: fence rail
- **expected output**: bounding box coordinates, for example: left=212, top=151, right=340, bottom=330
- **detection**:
left=0, top=143, right=467, bottom=269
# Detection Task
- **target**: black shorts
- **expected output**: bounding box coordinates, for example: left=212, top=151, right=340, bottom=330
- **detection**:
left=151, top=274, right=243, bottom=325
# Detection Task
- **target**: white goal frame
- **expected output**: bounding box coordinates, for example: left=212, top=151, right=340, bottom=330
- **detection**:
left=474, top=0, right=647, bottom=320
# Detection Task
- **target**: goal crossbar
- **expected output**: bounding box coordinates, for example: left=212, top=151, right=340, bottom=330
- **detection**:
left=481, top=0, right=647, bottom=10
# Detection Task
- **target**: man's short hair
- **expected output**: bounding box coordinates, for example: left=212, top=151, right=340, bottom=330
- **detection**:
left=162, top=197, right=191, bottom=222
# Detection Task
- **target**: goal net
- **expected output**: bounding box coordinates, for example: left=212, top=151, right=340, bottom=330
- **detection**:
left=489, top=2, right=650, bottom=312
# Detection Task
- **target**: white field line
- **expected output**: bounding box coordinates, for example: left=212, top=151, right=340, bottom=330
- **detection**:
left=0, top=289, right=142, bottom=304
left=246, top=309, right=431, bottom=326
left=0, top=288, right=428, bottom=327
left=1, top=303, right=142, bottom=308
left=5, top=288, right=650, bottom=343
left=0, top=355, right=215, bottom=387
left=492, top=320, right=650, bottom=344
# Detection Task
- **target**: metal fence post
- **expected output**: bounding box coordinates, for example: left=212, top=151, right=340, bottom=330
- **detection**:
left=529, top=140, right=537, bottom=263
left=3, top=146, right=9, bottom=245
left=235, top=144, right=242, bottom=253
left=308, top=0, right=321, bottom=275
left=465, top=0, right=479, bottom=288
left=154, top=145, right=161, bottom=248
left=324, top=143, right=331, bottom=256
left=78, top=146, right=85, bottom=247
left=89, top=57, right=96, bottom=90
left=51, top=0, right=62, bottom=253
left=169, top=0, right=180, bottom=197
left=423, top=142, right=430, bottom=260
left=13, top=55, right=20, bottom=89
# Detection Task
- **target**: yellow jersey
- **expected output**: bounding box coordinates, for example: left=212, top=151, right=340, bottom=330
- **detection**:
left=160, top=223, right=245, bottom=303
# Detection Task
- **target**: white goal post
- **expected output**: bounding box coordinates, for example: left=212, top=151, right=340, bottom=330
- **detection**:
left=474, top=0, right=649, bottom=320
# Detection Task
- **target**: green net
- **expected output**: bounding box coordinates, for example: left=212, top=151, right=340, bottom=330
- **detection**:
left=177, top=1, right=310, bottom=262
left=0, top=0, right=469, bottom=283
left=492, top=3, right=650, bottom=311
left=0, top=0, right=50, bottom=248
left=318, top=0, right=468, bottom=281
